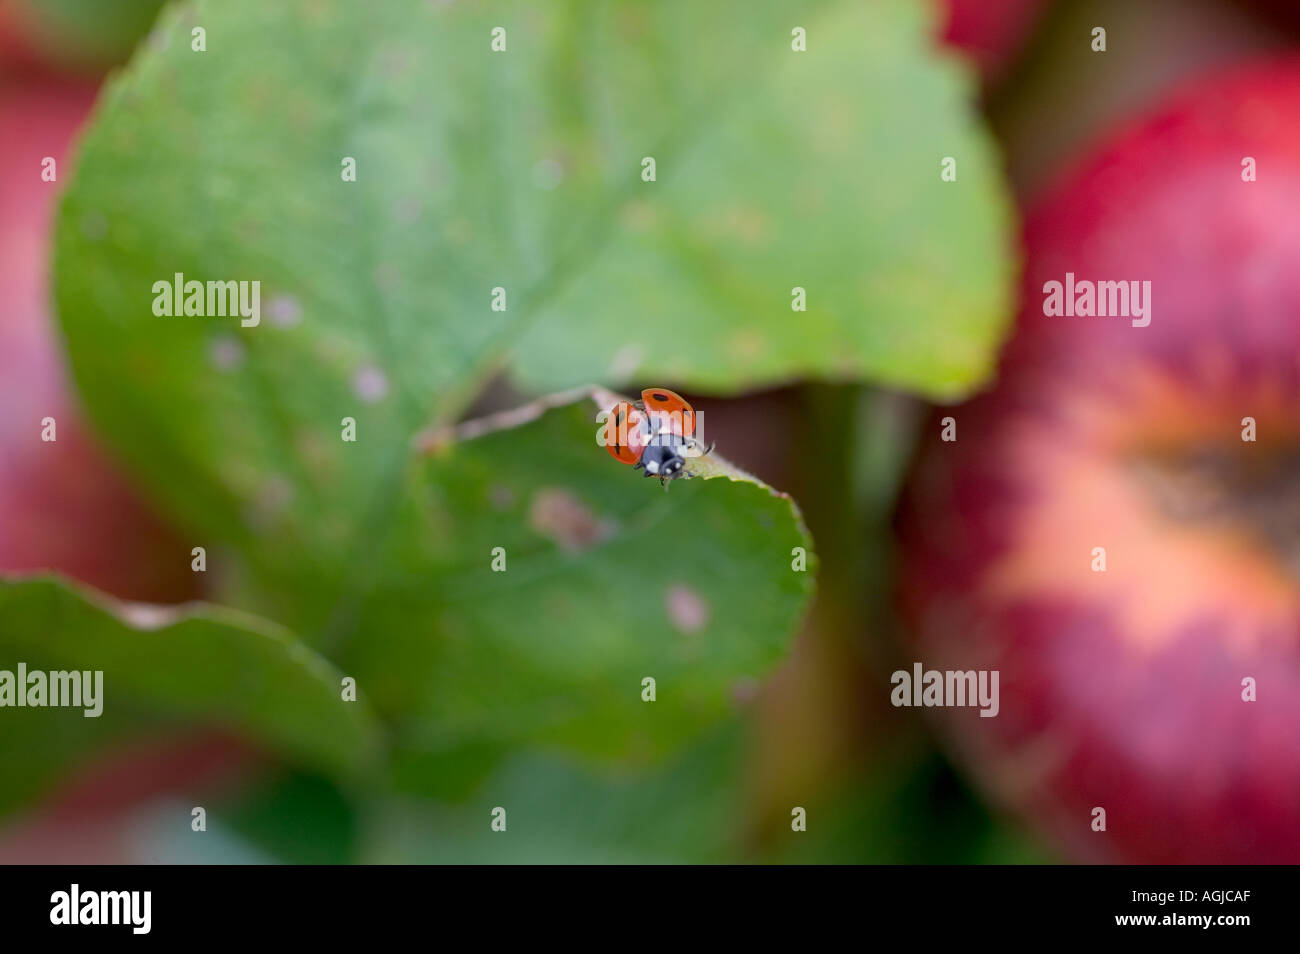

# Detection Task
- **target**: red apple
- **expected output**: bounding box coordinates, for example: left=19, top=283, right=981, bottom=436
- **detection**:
left=939, top=0, right=1048, bottom=79
left=0, top=732, right=258, bottom=864
left=896, top=59, right=1300, bottom=863
left=0, top=78, right=240, bottom=861
left=0, top=79, right=195, bottom=603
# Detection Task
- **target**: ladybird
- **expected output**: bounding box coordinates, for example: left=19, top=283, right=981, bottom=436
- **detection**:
left=602, top=387, right=713, bottom=487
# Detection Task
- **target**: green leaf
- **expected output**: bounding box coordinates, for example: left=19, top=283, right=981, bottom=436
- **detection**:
left=54, top=0, right=1009, bottom=610
left=363, top=729, right=1055, bottom=863
left=364, top=724, right=746, bottom=864
left=338, top=389, right=814, bottom=777
left=507, top=0, right=1017, bottom=398
left=0, top=576, right=381, bottom=816
left=52, top=0, right=1012, bottom=780
left=216, top=771, right=359, bottom=865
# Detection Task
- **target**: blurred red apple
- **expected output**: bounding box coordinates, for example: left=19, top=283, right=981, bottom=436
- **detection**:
left=939, top=0, right=1048, bottom=78
left=0, top=78, right=195, bottom=603
left=0, top=1, right=164, bottom=77
left=897, top=59, right=1300, bottom=863
left=0, top=731, right=258, bottom=863
left=0, top=80, right=258, bottom=860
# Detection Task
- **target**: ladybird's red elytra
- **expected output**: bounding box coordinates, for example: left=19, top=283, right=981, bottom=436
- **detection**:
left=640, top=387, right=697, bottom=439
left=601, top=387, right=713, bottom=488
left=602, top=400, right=650, bottom=466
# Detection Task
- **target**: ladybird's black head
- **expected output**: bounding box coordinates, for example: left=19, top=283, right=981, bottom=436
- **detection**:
left=638, top=436, right=687, bottom=481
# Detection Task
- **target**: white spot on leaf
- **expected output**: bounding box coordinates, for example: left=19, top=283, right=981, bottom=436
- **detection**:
left=665, top=584, right=709, bottom=633
left=353, top=365, right=389, bottom=403
left=268, top=294, right=302, bottom=327
left=208, top=335, right=245, bottom=371
left=533, top=158, right=564, bottom=190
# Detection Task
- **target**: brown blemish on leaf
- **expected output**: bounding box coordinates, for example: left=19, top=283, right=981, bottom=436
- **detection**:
left=705, top=203, right=771, bottom=244
left=620, top=199, right=657, bottom=232
left=245, top=476, right=294, bottom=531
left=729, top=330, right=765, bottom=359
left=731, top=676, right=761, bottom=706
left=528, top=488, right=613, bottom=552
